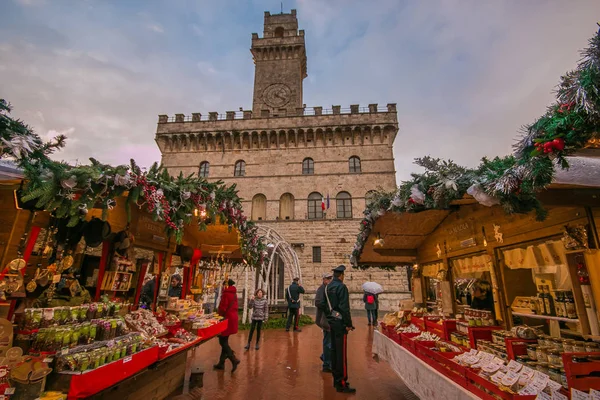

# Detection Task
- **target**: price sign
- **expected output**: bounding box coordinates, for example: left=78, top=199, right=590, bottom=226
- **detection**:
left=536, top=392, right=552, bottom=400
left=501, top=370, right=521, bottom=387
left=3, top=388, right=14, bottom=395
left=491, top=371, right=505, bottom=384
left=507, top=359, right=523, bottom=372
left=52, top=274, right=61, bottom=283
left=123, top=355, right=133, bottom=363
left=571, top=388, right=590, bottom=400
left=519, top=385, right=539, bottom=396
left=553, top=391, right=568, bottom=400
left=535, top=392, right=552, bottom=400
left=43, top=357, right=53, bottom=363
left=521, top=366, right=535, bottom=379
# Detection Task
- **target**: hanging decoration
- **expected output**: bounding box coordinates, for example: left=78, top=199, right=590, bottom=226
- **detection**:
left=493, top=224, right=503, bottom=243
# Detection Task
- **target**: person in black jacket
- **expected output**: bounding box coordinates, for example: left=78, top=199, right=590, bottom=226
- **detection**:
left=315, top=272, right=333, bottom=372
left=285, top=277, right=305, bottom=332
left=320, top=265, right=356, bottom=394
left=139, top=275, right=155, bottom=308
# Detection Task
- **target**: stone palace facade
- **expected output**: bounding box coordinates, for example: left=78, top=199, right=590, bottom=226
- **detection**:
left=155, top=10, right=410, bottom=310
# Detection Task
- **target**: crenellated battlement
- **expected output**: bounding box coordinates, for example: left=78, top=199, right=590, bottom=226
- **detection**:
left=155, top=104, right=398, bottom=153
left=157, top=104, right=396, bottom=123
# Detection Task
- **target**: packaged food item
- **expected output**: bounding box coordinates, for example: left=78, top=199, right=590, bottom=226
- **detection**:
left=536, top=346, right=549, bottom=363
left=527, top=344, right=538, bottom=360
left=547, top=349, right=562, bottom=367
left=562, top=339, right=574, bottom=353
left=573, top=341, right=587, bottom=353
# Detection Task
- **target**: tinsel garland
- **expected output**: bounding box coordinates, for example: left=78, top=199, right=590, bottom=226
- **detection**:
left=1, top=99, right=66, bottom=160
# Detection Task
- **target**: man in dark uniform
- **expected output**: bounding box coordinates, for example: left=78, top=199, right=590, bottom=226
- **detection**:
left=285, top=277, right=305, bottom=332
left=320, top=265, right=356, bottom=393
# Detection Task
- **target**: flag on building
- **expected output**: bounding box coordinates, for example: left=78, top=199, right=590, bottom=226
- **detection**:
left=321, top=196, right=326, bottom=211
left=326, top=193, right=330, bottom=209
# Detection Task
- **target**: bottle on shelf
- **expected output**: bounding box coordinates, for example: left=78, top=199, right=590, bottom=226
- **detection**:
left=538, top=286, right=548, bottom=316
left=555, top=291, right=566, bottom=318
left=543, top=285, right=556, bottom=316
left=565, top=291, right=577, bottom=319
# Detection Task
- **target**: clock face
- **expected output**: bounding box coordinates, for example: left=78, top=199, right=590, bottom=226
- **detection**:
left=262, top=83, right=292, bottom=108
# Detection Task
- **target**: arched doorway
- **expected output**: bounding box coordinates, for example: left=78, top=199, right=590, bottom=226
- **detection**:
left=255, top=225, right=301, bottom=306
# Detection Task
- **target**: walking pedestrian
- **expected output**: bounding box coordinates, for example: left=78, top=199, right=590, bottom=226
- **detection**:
left=315, top=272, right=333, bottom=372
left=321, top=265, right=356, bottom=393
left=213, top=279, right=240, bottom=372
left=245, top=288, right=268, bottom=350
left=363, top=290, right=379, bottom=326
left=285, top=277, right=305, bottom=332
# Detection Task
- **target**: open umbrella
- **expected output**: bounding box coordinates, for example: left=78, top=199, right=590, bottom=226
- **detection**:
left=362, top=281, right=384, bottom=295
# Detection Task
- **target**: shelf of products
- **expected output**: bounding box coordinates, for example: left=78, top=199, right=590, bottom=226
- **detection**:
left=512, top=312, right=579, bottom=323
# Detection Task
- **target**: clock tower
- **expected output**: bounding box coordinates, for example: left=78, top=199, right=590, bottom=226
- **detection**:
left=251, top=10, right=307, bottom=116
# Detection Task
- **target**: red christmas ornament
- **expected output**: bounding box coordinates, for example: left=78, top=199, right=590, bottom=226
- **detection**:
left=407, top=198, right=415, bottom=205
left=552, top=138, right=565, bottom=151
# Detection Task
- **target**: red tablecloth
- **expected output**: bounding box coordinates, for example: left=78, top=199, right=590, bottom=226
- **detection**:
left=65, top=346, right=159, bottom=399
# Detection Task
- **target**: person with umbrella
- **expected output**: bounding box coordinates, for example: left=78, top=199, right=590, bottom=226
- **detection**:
left=362, top=282, right=383, bottom=326
left=320, top=265, right=356, bottom=393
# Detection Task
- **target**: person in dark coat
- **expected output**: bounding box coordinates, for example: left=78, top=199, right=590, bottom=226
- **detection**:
left=214, top=279, right=240, bottom=372
left=320, top=265, right=356, bottom=393
left=363, top=291, right=379, bottom=326
left=168, top=274, right=182, bottom=298
left=139, top=275, right=155, bottom=308
left=315, top=272, right=333, bottom=372
left=285, top=277, right=305, bottom=332
left=471, top=280, right=494, bottom=314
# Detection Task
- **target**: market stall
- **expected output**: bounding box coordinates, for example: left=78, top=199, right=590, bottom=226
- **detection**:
left=0, top=154, right=265, bottom=399
left=352, top=24, right=600, bottom=398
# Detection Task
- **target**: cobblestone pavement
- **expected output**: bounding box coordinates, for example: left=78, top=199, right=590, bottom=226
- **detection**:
left=193, top=316, right=418, bottom=400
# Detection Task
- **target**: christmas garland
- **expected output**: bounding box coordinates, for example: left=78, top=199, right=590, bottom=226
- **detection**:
left=0, top=99, right=66, bottom=161
left=18, top=157, right=268, bottom=267
left=352, top=24, right=600, bottom=267
left=1, top=99, right=267, bottom=268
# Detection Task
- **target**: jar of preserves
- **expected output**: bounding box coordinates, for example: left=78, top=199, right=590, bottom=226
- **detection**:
left=547, top=349, right=563, bottom=367
left=585, top=342, right=600, bottom=353
left=536, top=346, right=549, bottom=363
left=475, top=310, right=483, bottom=327
left=573, top=341, right=587, bottom=353
left=562, top=339, right=574, bottom=353
left=552, top=339, right=564, bottom=352
left=527, top=344, right=538, bottom=360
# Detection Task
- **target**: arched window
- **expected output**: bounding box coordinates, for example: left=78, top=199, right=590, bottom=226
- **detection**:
left=199, top=162, right=209, bottom=178
left=274, top=27, right=284, bottom=38
left=251, top=194, right=267, bottom=221
left=234, top=160, right=246, bottom=177
left=302, top=158, right=314, bottom=175
left=336, top=192, right=352, bottom=219
left=365, top=190, right=377, bottom=206
left=279, top=193, right=295, bottom=220
left=307, top=192, right=323, bottom=220
left=349, top=156, right=361, bottom=173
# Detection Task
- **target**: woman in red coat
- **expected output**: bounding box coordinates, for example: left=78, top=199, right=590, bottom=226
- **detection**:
left=214, top=279, right=240, bottom=372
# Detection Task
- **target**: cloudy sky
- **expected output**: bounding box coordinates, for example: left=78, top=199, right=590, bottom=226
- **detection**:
left=1, top=0, right=599, bottom=183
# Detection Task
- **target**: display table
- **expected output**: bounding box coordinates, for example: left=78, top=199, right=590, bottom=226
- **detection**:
left=373, top=330, right=479, bottom=400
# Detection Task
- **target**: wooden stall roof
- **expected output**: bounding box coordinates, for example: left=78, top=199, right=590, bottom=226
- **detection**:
left=358, top=209, right=451, bottom=266
left=0, top=185, right=242, bottom=259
